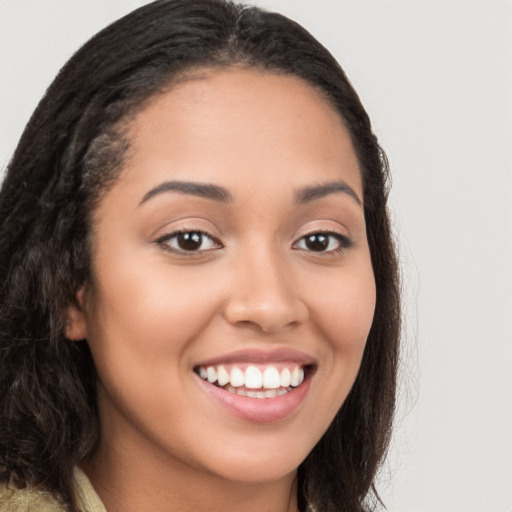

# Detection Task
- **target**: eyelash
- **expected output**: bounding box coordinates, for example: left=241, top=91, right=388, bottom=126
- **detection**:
left=155, top=229, right=353, bottom=255
left=293, top=231, right=353, bottom=254
left=156, top=230, right=222, bottom=254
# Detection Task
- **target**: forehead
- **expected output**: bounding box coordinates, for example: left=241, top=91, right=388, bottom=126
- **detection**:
left=109, top=68, right=362, bottom=204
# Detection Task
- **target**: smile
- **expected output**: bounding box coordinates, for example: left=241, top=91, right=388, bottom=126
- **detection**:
left=195, top=364, right=306, bottom=398
left=193, top=349, right=316, bottom=423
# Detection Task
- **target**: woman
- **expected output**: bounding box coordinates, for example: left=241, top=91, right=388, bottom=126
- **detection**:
left=0, top=1, right=400, bottom=511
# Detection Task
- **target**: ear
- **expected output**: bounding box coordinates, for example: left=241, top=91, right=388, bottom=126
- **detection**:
left=65, top=287, right=88, bottom=340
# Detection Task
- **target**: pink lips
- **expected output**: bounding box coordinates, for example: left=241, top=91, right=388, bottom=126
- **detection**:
left=195, top=347, right=316, bottom=367
left=198, top=376, right=311, bottom=423
left=194, top=348, right=315, bottom=423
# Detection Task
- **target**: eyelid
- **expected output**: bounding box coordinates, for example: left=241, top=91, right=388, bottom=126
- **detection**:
left=155, top=228, right=223, bottom=255
left=292, top=229, right=354, bottom=253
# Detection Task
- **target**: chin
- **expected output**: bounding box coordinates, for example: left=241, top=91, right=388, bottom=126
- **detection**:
left=209, top=458, right=300, bottom=485
left=191, top=433, right=311, bottom=485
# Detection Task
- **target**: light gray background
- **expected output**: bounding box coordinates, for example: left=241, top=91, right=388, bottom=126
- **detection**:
left=1, top=1, right=511, bottom=511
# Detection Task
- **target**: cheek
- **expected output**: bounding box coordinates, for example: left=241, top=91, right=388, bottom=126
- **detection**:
left=305, top=257, right=376, bottom=406
left=310, top=261, right=376, bottom=353
left=82, top=263, right=221, bottom=429
left=86, top=251, right=222, bottom=352
left=82, top=265, right=220, bottom=422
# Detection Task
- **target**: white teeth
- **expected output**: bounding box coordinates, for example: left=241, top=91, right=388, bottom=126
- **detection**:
left=217, top=365, right=230, bottom=386
left=206, top=366, right=217, bottom=383
left=263, top=366, right=280, bottom=389
left=223, top=384, right=293, bottom=398
left=230, top=367, right=245, bottom=388
left=197, top=363, right=308, bottom=392
left=280, top=368, right=291, bottom=387
left=245, top=366, right=263, bottom=389
left=290, top=366, right=300, bottom=387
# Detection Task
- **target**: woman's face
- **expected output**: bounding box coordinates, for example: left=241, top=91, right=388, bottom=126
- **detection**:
left=69, top=69, right=376, bottom=484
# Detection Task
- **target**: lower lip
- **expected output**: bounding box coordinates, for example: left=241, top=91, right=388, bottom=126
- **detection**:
left=197, top=376, right=312, bottom=424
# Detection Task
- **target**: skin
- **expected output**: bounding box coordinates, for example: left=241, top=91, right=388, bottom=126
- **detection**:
left=67, top=68, right=376, bottom=512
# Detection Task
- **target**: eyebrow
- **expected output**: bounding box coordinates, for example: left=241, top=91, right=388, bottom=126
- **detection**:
left=295, top=180, right=362, bottom=207
left=139, top=180, right=233, bottom=205
left=139, top=178, right=361, bottom=208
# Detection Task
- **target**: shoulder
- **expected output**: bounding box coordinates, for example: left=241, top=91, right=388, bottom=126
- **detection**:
left=0, top=468, right=107, bottom=512
left=73, top=467, right=107, bottom=512
left=0, top=482, right=67, bottom=512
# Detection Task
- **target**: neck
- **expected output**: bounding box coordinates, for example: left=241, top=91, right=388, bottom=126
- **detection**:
left=81, top=441, right=300, bottom=512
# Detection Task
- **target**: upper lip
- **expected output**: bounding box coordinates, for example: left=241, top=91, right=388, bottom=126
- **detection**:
left=194, top=348, right=317, bottom=368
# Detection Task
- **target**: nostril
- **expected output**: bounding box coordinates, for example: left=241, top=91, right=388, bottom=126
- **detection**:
left=224, top=298, right=309, bottom=334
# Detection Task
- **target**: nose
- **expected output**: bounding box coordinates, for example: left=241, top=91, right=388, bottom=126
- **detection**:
left=223, top=248, right=309, bottom=334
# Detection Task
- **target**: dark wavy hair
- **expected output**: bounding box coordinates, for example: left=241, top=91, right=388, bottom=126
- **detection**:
left=0, top=1, right=400, bottom=511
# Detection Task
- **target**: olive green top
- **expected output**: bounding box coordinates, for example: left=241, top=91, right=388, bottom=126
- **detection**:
left=0, top=467, right=106, bottom=512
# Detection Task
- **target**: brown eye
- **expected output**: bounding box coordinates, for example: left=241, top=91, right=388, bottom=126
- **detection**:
left=158, top=231, right=221, bottom=253
left=304, top=234, right=330, bottom=251
left=176, top=232, right=203, bottom=251
left=294, top=232, right=352, bottom=253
